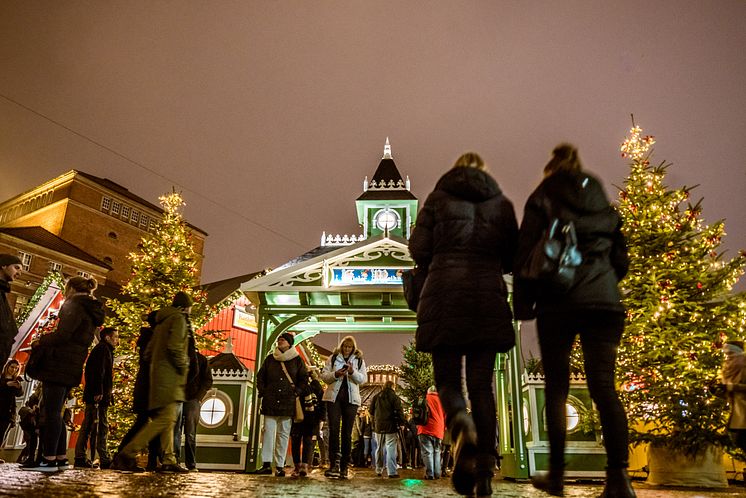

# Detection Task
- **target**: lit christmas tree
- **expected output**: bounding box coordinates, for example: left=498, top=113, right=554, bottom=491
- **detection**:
left=105, top=190, right=220, bottom=447
left=616, top=123, right=746, bottom=456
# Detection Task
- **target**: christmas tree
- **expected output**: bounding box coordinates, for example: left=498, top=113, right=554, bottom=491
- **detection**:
left=399, top=339, right=434, bottom=406
left=616, top=123, right=746, bottom=456
left=105, top=190, right=220, bottom=448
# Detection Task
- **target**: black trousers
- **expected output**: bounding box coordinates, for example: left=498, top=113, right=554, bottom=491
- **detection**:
left=537, top=311, right=629, bottom=470
left=432, top=346, right=498, bottom=473
left=326, top=400, right=357, bottom=470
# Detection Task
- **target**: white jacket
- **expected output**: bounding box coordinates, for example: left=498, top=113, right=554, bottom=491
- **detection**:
left=321, top=353, right=367, bottom=406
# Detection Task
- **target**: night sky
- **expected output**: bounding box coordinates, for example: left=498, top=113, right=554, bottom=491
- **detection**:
left=2, top=2, right=745, bottom=363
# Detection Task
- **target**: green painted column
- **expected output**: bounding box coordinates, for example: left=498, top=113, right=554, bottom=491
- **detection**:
left=496, top=319, right=529, bottom=479
left=245, top=311, right=270, bottom=471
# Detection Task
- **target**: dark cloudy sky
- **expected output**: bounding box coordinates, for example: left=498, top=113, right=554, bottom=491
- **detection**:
left=2, top=2, right=745, bottom=363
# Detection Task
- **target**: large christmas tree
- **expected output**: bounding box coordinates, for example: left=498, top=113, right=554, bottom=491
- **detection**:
left=616, top=123, right=746, bottom=456
left=105, top=191, right=219, bottom=448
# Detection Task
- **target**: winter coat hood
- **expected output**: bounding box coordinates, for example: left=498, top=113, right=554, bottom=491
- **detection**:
left=155, top=306, right=183, bottom=324
left=69, top=294, right=106, bottom=327
left=435, top=167, right=502, bottom=203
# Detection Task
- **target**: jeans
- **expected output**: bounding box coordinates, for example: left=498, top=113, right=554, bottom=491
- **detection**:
left=432, top=346, right=498, bottom=474
left=42, top=383, right=69, bottom=459
left=325, top=400, right=357, bottom=470
left=182, top=399, right=200, bottom=468
left=171, top=402, right=184, bottom=462
left=419, top=434, right=442, bottom=478
left=537, top=311, right=628, bottom=470
left=120, top=403, right=180, bottom=465
left=375, top=432, right=398, bottom=476
left=74, top=402, right=110, bottom=463
left=261, top=415, right=292, bottom=468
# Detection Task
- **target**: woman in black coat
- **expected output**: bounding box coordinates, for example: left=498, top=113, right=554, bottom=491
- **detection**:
left=409, top=152, right=518, bottom=497
left=513, top=144, right=634, bottom=498
left=289, top=368, right=325, bottom=477
left=254, top=332, right=307, bottom=476
left=0, top=359, right=23, bottom=450
left=30, top=276, right=105, bottom=471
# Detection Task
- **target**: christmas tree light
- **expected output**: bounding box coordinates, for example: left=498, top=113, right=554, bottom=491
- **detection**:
left=105, top=190, right=222, bottom=449
left=616, top=122, right=746, bottom=457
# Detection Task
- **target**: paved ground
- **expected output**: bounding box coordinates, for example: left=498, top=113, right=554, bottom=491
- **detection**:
left=0, top=464, right=743, bottom=498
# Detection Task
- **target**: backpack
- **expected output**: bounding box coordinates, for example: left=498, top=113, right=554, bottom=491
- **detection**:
left=411, top=395, right=429, bottom=426
left=519, top=199, right=582, bottom=293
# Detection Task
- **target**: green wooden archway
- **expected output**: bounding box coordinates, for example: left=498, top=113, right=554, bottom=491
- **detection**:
left=240, top=234, right=529, bottom=477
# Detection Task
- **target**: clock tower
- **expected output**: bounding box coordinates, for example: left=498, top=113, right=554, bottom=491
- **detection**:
left=356, top=138, right=418, bottom=239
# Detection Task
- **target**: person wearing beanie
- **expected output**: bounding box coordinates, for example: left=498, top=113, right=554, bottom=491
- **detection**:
left=0, top=254, right=22, bottom=366
left=253, top=332, right=307, bottom=476
left=172, top=291, right=193, bottom=310
left=113, top=293, right=191, bottom=473
left=721, top=340, right=746, bottom=453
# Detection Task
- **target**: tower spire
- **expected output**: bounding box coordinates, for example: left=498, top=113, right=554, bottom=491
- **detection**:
left=382, top=137, right=392, bottom=159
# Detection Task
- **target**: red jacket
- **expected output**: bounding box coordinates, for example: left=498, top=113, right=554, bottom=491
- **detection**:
left=417, top=391, right=445, bottom=439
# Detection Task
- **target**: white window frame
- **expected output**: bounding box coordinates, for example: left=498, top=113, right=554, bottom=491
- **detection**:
left=101, top=197, right=112, bottom=212
left=121, top=205, right=130, bottom=219
left=49, top=261, right=62, bottom=273
left=130, top=210, right=140, bottom=225
left=140, top=215, right=149, bottom=228
left=77, top=271, right=91, bottom=278
left=18, top=252, right=32, bottom=271
left=111, top=200, right=121, bottom=216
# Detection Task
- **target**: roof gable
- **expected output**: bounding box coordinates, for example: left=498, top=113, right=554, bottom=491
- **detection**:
left=241, top=234, right=412, bottom=292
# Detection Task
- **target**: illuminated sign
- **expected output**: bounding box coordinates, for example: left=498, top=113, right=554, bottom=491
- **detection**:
left=232, top=307, right=257, bottom=331
left=330, top=268, right=404, bottom=286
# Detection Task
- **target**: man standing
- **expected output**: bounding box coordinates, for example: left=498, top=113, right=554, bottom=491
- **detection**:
left=370, top=380, right=403, bottom=478
left=75, top=327, right=119, bottom=468
left=0, top=254, right=22, bottom=365
left=113, top=292, right=192, bottom=473
left=180, top=350, right=212, bottom=471
left=417, top=386, right=446, bottom=480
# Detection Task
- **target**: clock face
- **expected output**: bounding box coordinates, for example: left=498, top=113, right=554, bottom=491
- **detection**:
left=374, top=209, right=399, bottom=231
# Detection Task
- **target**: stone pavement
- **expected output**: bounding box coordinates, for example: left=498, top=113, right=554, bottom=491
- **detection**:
left=0, top=464, right=743, bottom=498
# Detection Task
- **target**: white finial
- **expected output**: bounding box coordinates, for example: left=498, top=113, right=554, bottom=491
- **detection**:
left=406, top=175, right=411, bottom=190
left=363, top=176, right=368, bottom=191
left=383, top=137, right=392, bottom=159
left=225, top=335, right=234, bottom=354
left=321, top=231, right=326, bottom=245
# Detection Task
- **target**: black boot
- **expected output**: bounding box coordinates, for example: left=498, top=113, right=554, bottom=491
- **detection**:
left=532, top=469, right=564, bottom=497
left=252, top=462, right=272, bottom=475
left=475, top=475, right=493, bottom=497
left=599, top=468, right=636, bottom=498
left=450, top=411, right=478, bottom=496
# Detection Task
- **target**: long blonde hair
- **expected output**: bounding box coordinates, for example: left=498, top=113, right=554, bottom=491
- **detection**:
left=333, top=335, right=364, bottom=358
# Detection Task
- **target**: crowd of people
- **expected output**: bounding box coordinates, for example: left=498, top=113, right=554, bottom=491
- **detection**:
left=0, top=145, right=744, bottom=498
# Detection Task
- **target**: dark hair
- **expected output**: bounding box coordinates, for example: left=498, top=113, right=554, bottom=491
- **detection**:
left=544, top=143, right=582, bottom=176
left=100, top=327, right=117, bottom=341
left=2, top=359, right=19, bottom=377
left=65, top=276, right=98, bottom=295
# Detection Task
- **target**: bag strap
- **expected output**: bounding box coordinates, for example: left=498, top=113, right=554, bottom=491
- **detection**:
left=279, top=362, right=295, bottom=387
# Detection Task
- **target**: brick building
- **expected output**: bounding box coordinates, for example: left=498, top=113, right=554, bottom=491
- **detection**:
left=0, top=170, right=207, bottom=309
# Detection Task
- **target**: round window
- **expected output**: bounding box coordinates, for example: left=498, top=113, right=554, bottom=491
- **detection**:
left=200, top=390, right=232, bottom=428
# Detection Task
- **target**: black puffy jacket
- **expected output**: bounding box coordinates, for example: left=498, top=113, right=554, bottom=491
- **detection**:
left=82, top=340, right=114, bottom=404
left=37, top=294, right=105, bottom=387
left=409, top=167, right=519, bottom=353
left=513, top=170, right=629, bottom=319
